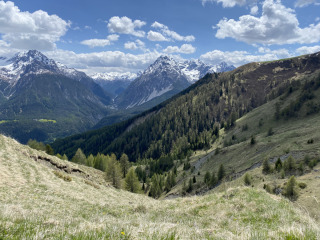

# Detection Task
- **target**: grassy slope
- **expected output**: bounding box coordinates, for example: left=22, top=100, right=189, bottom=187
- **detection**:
left=0, top=135, right=320, bottom=239
left=167, top=86, right=320, bottom=225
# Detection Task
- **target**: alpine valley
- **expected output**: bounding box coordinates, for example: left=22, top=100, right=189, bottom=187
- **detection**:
left=2, top=51, right=320, bottom=239
left=0, top=50, right=234, bottom=143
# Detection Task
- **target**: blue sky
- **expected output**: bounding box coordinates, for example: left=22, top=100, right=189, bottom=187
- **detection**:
left=0, top=0, right=320, bottom=74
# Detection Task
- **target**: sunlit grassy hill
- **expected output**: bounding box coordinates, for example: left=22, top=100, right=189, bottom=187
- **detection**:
left=0, top=134, right=320, bottom=239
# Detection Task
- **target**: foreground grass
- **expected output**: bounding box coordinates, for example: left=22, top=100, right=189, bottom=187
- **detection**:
left=0, top=135, right=319, bottom=239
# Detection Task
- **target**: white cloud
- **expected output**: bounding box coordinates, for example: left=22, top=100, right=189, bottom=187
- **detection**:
left=124, top=39, right=145, bottom=50
left=250, top=5, right=259, bottom=15
left=163, top=44, right=196, bottom=54
left=124, top=42, right=138, bottom=50
left=80, top=34, right=119, bottom=48
left=81, top=39, right=111, bottom=48
left=0, top=1, right=70, bottom=50
left=151, top=21, right=195, bottom=42
left=295, top=45, right=320, bottom=55
left=201, top=0, right=254, bottom=7
left=107, top=34, right=119, bottom=41
left=200, top=48, right=291, bottom=66
left=147, top=31, right=169, bottom=41
left=45, top=49, right=160, bottom=74
left=294, top=0, right=320, bottom=7
left=215, top=0, right=320, bottom=45
left=107, top=16, right=146, bottom=37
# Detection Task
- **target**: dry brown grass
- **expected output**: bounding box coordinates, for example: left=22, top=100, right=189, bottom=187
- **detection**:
left=0, top=134, right=319, bottom=239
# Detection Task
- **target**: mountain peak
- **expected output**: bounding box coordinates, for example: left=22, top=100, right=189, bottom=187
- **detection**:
left=0, top=50, right=88, bottom=86
left=10, top=50, right=53, bottom=65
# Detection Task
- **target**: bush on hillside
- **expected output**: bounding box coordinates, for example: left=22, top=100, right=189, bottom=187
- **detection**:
left=243, top=173, right=252, bottom=186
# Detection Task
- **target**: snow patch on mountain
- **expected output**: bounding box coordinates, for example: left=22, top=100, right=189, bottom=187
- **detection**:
left=91, top=72, right=138, bottom=82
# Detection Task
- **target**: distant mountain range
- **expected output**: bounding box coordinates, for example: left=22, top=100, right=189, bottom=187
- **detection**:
left=0, top=50, right=235, bottom=143
left=90, top=72, right=137, bottom=97
left=0, top=50, right=113, bottom=143
left=115, top=56, right=235, bottom=109
left=53, top=51, right=320, bottom=162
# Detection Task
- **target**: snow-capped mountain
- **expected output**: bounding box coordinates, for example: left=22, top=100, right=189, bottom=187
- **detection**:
left=0, top=50, right=112, bottom=104
left=0, top=50, right=85, bottom=87
left=0, top=50, right=113, bottom=143
left=180, top=59, right=235, bottom=83
left=115, top=55, right=235, bottom=109
left=90, top=72, right=139, bottom=97
left=115, top=55, right=191, bottom=109
left=91, top=72, right=138, bottom=82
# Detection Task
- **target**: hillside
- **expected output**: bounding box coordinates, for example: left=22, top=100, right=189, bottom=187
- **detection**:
left=52, top=52, right=320, bottom=162
left=1, top=134, right=319, bottom=239
left=165, top=82, right=320, bottom=218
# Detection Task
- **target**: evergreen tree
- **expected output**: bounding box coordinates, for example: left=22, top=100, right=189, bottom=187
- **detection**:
left=165, top=172, right=173, bottom=192
left=262, top=158, right=271, bottom=174
left=284, top=176, right=298, bottom=200
left=171, top=171, right=176, bottom=186
left=187, top=178, right=193, bottom=193
left=210, top=172, right=217, bottom=187
left=120, top=153, right=130, bottom=178
left=62, top=154, right=68, bottom=161
left=125, top=168, right=141, bottom=193
left=218, top=164, right=225, bottom=181
left=45, top=144, right=54, bottom=155
left=204, top=171, right=211, bottom=186
left=149, top=174, right=163, bottom=198
left=193, top=175, right=196, bottom=183
left=275, top=158, right=282, bottom=172
left=72, top=148, right=86, bottom=165
left=105, top=157, right=122, bottom=189
left=86, top=154, right=95, bottom=167
left=27, top=139, right=45, bottom=151
left=250, top=136, right=256, bottom=145
left=283, top=156, right=296, bottom=173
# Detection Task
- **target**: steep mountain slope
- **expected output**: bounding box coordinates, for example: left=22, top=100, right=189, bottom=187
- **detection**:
left=1, top=134, right=319, bottom=239
left=0, top=50, right=113, bottom=143
left=52, top=52, right=320, bottom=161
left=115, top=56, right=191, bottom=109
left=115, top=56, right=235, bottom=109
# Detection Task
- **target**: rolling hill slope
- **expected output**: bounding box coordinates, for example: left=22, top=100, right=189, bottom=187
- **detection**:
left=0, top=134, right=319, bottom=239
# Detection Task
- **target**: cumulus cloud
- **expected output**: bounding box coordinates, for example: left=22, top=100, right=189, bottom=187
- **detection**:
left=45, top=49, right=160, bottom=74
left=151, top=21, right=195, bottom=42
left=80, top=34, right=119, bottom=48
left=81, top=39, right=111, bottom=48
left=124, top=39, right=145, bottom=50
left=294, top=0, right=320, bottom=7
left=250, top=5, right=259, bottom=15
left=295, top=45, right=320, bottom=55
left=201, top=0, right=254, bottom=7
left=215, top=0, right=320, bottom=45
left=0, top=1, right=70, bottom=50
left=107, top=16, right=146, bottom=37
left=163, top=44, right=196, bottom=54
left=147, top=31, right=169, bottom=41
left=200, top=48, right=291, bottom=66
